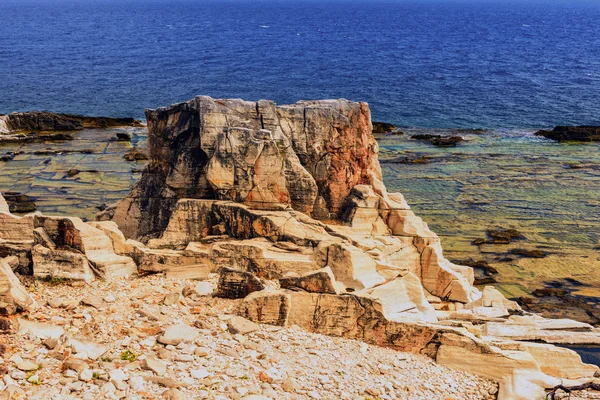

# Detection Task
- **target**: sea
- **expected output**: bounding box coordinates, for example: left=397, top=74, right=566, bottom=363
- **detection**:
left=1, top=0, right=600, bottom=363
left=1, top=0, right=600, bottom=128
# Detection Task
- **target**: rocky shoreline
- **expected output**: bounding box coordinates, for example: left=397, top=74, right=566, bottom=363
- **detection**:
left=1, top=98, right=600, bottom=399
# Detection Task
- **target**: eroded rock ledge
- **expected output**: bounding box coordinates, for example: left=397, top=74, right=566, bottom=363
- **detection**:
left=1, top=97, right=599, bottom=400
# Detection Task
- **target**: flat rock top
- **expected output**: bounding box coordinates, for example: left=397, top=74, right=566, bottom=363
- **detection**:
left=0, top=274, right=497, bottom=400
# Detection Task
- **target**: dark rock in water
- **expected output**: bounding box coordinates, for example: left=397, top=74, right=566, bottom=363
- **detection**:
left=486, top=228, right=525, bottom=244
left=381, top=155, right=431, bottom=164
left=509, top=248, right=547, bottom=258
left=115, top=132, right=132, bottom=142
left=1, top=192, right=36, bottom=213
left=451, top=258, right=498, bottom=285
left=452, top=128, right=488, bottom=135
left=535, top=126, right=600, bottom=142
left=412, top=134, right=440, bottom=140
left=124, top=148, right=148, bottom=161
left=67, top=169, right=80, bottom=177
left=473, top=228, right=526, bottom=246
left=518, top=294, right=600, bottom=326
left=214, top=267, right=265, bottom=299
left=533, top=287, right=568, bottom=297
left=430, top=136, right=463, bottom=147
left=0, top=111, right=142, bottom=133
left=372, top=121, right=396, bottom=134
left=411, top=134, right=464, bottom=147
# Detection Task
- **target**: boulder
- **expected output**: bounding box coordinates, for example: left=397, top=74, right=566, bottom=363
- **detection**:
left=157, top=324, right=199, bottom=346
left=239, top=290, right=291, bottom=326
left=146, top=200, right=216, bottom=248
left=466, top=286, right=521, bottom=312
left=227, top=316, right=259, bottom=335
left=214, top=267, right=265, bottom=299
left=35, top=215, right=137, bottom=280
left=279, top=267, right=341, bottom=294
left=32, top=244, right=95, bottom=282
left=0, top=257, right=34, bottom=314
left=87, top=221, right=129, bottom=254
left=33, top=227, right=56, bottom=250
left=0, top=193, right=8, bottom=213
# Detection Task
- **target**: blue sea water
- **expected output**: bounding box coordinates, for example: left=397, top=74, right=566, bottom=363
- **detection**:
left=1, top=0, right=600, bottom=128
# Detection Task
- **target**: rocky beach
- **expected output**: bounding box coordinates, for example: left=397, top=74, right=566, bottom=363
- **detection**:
left=1, top=97, right=600, bottom=400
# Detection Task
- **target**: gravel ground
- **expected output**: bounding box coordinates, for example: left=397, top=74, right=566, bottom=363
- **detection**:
left=1, top=274, right=500, bottom=400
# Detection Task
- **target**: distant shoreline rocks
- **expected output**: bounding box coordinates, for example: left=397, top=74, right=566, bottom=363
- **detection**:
left=411, top=134, right=464, bottom=147
left=535, top=126, right=600, bottom=142
left=372, top=121, right=404, bottom=135
left=0, top=111, right=143, bottom=136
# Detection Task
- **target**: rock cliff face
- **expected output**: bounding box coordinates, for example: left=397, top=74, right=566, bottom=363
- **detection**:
left=110, top=97, right=380, bottom=240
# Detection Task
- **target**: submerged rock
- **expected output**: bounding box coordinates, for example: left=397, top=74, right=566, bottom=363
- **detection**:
left=535, top=125, right=600, bottom=142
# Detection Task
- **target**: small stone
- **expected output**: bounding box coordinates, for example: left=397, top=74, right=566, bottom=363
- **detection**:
left=145, top=376, right=188, bottom=388
left=194, top=347, right=209, bottom=357
left=227, top=316, right=259, bottom=335
left=63, top=358, right=88, bottom=373
left=104, top=294, right=116, bottom=303
left=109, top=368, right=128, bottom=383
left=190, top=369, right=210, bottom=379
left=61, top=299, right=80, bottom=310
left=125, top=374, right=143, bottom=391
left=258, top=371, right=273, bottom=383
left=79, top=369, right=93, bottom=382
left=43, top=336, right=59, bottom=350
left=47, top=298, right=63, bottom=308
left=157, top=324, right=199, bottom=346
left=162, top=292, right=182, bottom=306
left=194, top=282, right=214, bottom=296
left=142, top=358, right=167, bottom=376
left=27, top=373, right=40, bottom=384
left=16, top=360, right=38, bottom=371
left=282, top=377, right=296, bottom=392
left=157, top=348, right=173, bottom=360
left=162, top=389, right=186, bottom=400
left=81, top=295, right=103, bottom=309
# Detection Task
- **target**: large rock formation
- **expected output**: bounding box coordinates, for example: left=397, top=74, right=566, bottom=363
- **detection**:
left=1, top=98, right=598, bottom=400
left=109, top=97, right=381, bottom=240
left=104, top=97, right=599, bottom=399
